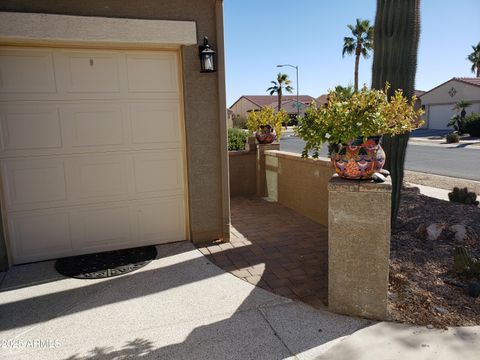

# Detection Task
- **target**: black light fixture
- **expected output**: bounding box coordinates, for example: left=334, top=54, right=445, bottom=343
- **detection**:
left=199, top=36, right=216, bottom=73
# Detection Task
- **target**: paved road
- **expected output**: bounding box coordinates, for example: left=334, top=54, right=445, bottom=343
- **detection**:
left=279, top=136, right=480, bottom=181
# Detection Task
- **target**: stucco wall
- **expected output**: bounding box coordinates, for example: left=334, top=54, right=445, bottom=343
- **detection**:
left=420, top=79, right=480, bottom=105
left=229, top=150, right=256, bottom=197
left=265, top=151, right=334, bottom=227
left=230, top=97, right=260, bottom=119
left=0, top=1, right=229, bottom=250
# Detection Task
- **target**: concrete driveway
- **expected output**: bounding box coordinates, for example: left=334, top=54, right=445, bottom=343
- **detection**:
left=1, top=242, right=479, bottom=359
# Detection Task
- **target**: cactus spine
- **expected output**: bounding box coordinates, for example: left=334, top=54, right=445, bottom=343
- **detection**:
left=371, top=0, right=421, bottom=227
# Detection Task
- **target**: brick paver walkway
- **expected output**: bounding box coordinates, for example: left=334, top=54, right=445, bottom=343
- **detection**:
left=198, top=197, right=328, bottom=309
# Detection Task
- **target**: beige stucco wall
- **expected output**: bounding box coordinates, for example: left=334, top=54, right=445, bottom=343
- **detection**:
left=421, top=79, right=480, bottom=105
left=229, top=150, right=257, bottom=197
left=0, top=0, right=229, bottom=265
left=229, top=97, right=261, bottom=119
left=265, top=150, right=334, bottom=227
left=420, top=79, right=480, bottom=129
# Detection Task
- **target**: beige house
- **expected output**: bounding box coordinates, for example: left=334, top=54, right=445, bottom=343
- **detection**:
left=419, top=77, right=480, bottom=129
left=229, top=95, right=316, bottom=121
left=0, top=0, right=229, bottom=269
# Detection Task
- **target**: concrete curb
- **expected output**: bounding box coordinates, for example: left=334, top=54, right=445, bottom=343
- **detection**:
left=404, top=170, right=480, bottom=194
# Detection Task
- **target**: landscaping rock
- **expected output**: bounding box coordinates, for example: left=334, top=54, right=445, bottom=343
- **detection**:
left=379, top=169, right=390, bottom=178
left=372, top=172, right=386, bottom=183
left=416, top=223, right=445, bottom=241
left=435, top=306, right=448, bottom=314
left=451, top=224, right=467, bottom=242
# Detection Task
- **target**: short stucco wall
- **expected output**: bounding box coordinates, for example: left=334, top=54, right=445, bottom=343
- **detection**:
left=264, top=150, right=334, bottom=227
left=229, top=150, right=256, bottom=197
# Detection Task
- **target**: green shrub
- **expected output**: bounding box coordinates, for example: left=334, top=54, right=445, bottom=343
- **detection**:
left=228, top=128, right=248, bottom=151
left=446, top=132, right=460, bottom=143
left=246, top=106, right=288, bottom=139
left=464, top=113, right=480, bottom=137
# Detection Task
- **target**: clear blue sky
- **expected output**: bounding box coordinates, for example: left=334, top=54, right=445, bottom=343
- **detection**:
left=224, top=0, right=480, bottom=106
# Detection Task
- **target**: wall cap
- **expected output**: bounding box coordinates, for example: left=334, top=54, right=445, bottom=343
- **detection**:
left=328, top=174, right=392, bottom=192
left=265, top=150, right=331, bottom=167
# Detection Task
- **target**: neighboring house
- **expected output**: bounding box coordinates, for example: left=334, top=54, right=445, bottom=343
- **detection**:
left=316, top=94, right=329, bottom=106
left=227, top=108, right=234, bottom=128
left=229, top=95, right=316, bottom=120
left=419, top=77, right=480, bottom=129
left=0, top=0, right=229, bottom=269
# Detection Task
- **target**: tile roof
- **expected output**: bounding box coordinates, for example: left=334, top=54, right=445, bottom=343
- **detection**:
left=241, top=95, right=315, bottom=107
left=316, top=94, right=329, bottom=105
left=419, top=77, right=480, bottom=97
left=453, top=77, right=480, bottom=87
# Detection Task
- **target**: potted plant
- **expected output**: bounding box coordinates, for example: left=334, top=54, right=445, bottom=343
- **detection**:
left=246, top=106, right=288, bottom=144
left=295, top=85, right=424, bottom=179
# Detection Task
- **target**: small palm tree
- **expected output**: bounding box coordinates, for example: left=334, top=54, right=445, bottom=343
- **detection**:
left=342, top=19, right=374, bottom=92
left=453, top=100, right=472, bottom=117
left=449, top=100, right=472, bottom=134
left=467, top=42, right=480, bottom=77
left=267, top=73, right=294, bottom=112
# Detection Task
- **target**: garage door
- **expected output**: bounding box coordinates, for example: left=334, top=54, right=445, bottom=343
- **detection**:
left=428, top=104, right=455, bottom=130
left=0, top=47, right=187, bottom=264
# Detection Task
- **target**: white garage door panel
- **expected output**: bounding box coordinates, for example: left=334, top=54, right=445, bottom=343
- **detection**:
left=9, top=196, right=185, bottom=263
left=0, top=106, right=62, bottom=150
left=0, top=46, right=187, bottom=264
left=130, top=102, right=180, bottom=144
left=126, top=54, right=178, bottom=93
left=0, top=101, right=181, bottom=157
left=0, top=48, right=179, bottom=102
left=65, top=104, right=125, bottom=147
left=9, top=211, right=71, bottom=263
left=133, top=151, right=184, bottom=194
left=2, top=150, right=184, bottom=212
left=69, top=155, right=130, bottom=199
left=2, top=158, right=67, bottom=207
left=137, top=198, right=185, bottom=242
left=63, top=52, right=121, bottom=93
left=0, top=50, right=56, bottom=93
left=70, top=205, right=132, bottom=250
left=429, top=105, right=454, bottom=129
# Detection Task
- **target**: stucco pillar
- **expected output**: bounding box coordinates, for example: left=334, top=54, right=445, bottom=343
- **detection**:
left=328, top=175, right=391, bottom=320
left=256, top=143, right=280, bottom=197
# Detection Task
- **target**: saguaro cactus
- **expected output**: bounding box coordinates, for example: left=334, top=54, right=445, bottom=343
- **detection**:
left=371, top=0, right=421, bottom=227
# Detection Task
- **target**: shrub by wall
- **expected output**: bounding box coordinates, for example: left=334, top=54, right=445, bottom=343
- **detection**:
left=464, top=113, right=480, bottom=137
left=228, top=128, right=248, bottom=151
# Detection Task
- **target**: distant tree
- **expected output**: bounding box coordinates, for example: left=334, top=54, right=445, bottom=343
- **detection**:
left=468, top=42, right=480, bottom=77
left=267, top=73, right=294, bottom=112
left=342, top=19, right=374, bottom=92
left=333, top=85, right=355, bottom=100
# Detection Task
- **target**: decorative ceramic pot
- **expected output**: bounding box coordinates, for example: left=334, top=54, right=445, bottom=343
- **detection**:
left=255, top=126, right=277, bottom=144
left=330, top=136, right=385, bottom=179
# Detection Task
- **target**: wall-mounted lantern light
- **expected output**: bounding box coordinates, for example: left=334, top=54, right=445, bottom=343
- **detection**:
left=199, top=36, right=216, bottom=73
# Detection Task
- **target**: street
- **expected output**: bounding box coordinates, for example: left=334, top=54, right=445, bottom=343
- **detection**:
left=279, top=136, right=480, bottom=181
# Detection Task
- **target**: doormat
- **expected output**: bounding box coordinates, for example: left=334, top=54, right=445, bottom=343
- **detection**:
left=54, top=246, right=158, bottom=279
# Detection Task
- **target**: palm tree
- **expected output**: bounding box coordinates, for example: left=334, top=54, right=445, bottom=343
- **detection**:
left=267, top=73, right=294, bottom=112
left=467, top=42, right=480, bottom=77
left=342, top=19, right=374, bottom=92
